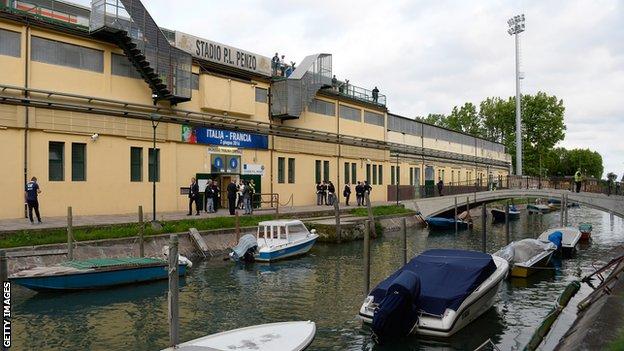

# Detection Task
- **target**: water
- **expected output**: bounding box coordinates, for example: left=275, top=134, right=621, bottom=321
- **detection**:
left=10, top=208, right=624, bottom=350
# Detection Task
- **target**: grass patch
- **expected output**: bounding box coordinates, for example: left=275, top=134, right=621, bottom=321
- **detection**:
left=608, top=327, right=624, bottom=351
left=349, top=205, right=414, bottom=217
left=0, top=214, right=280, bottom=249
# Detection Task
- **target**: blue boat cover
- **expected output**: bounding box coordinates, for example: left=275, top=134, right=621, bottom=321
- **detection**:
left=370, top=249, right=496, bottom=316
left=548, top=231, right=563, bottom=249
left=372, top=270, right=421, bottom=343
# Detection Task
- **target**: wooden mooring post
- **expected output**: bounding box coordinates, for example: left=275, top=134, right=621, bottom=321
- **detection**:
left=505, top=200, right=510, bottom=244
left=168, top=234, right=179, bottom=347
left=481, top=204, right=487, bottom=253
left=334, top=200, right=341, bottom=243
left=138, top=205, right=144, bottom=258
left=363, top=220, right=371, bottom=296
left=365, top=192, right=374, bottom=238
left=564, top=194, right=569, bottom=226
left=560, top=194, right=565, bottom=227
left=402, top=217, right=407, bottom=265
left=235, top=210, right=241, bottom=242
left=67, top=206, right=74, bottom=260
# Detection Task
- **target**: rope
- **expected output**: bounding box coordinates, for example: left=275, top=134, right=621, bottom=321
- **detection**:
left=277, top=193, right=294, bottom=208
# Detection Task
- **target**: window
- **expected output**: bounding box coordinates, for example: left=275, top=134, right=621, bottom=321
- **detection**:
left=410, top=167, right=414, bottom=186
left=255, top=87, right=268, bottom=103
left=148, top=148, right=160, bottom=182
left=49, top=142, right=64, bottom=181
left=191, top=73, right=200, bottom=90
left=288, top=158, right=295, bottom=183
left=0, top=29, right=20, bottom=57
left=71, top=143, right=86, bottom=181
left=308, top=98, right=335, bottom=116
left=112, top=53, right=141, bottom=79
left=372, top=165, right=377, bottom=185
left=344, top=162, right=350, bottom=184
left=339, top=105, right=361, bottom=122
left=366, top=164, right=371, bottom=183
left=277, top=157, right=285, bottom=183
left=415, top=168, right=421, bottom=186
left=31, top=36, right=103, bottom=72
left=323, top=160, right=329, bottom=182
left=378, top=165, right=383, bottom=185
left=351, top=163, right=357, bottom=184
left=364, top=111, right=384, bottom=126
left=391, top=166, right=395, bottom=185
left=315, top=160, right=321, bottom=184
left=130, top=147, right=142, bottom=182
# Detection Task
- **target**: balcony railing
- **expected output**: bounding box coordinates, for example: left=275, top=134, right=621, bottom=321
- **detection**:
left=1, top=0, right=90, bottom=29
left=325, top=81, right=386, bottom=106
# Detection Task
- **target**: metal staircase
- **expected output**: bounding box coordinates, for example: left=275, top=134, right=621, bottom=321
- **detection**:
left=89, top=0, right=191, bottom=104
left=271, top=53, right=332, bottom=120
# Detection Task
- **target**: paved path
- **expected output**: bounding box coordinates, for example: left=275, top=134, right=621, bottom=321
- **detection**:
left=0, top=201, right=392, bottom=233
left=405, top=189, right=624, bottom=218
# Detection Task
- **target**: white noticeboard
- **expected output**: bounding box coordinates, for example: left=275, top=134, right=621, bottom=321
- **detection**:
left=242, top=164, right=265, bottom=176
left=198, top=179, right=209, bottom=192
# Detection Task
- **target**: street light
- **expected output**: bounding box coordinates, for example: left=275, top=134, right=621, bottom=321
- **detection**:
left=508, top=14, right=525, bottom=176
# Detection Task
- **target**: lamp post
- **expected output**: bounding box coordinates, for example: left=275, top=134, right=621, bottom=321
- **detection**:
left=508, top=14, right=525, bottom=176
left=395, top=152, right=399, bottom=206
left=151, top=115, right=160, bottom=224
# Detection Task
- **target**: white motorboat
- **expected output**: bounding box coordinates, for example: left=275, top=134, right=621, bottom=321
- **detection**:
left=358, top=249, right=509, bottom=341
left=161, top=321, right=316, bottom=351
left=494, top=239, right=557, bottom=278
left=230, top=220, right=318, bottom=262
left=538, top=227, right=582, bottom=258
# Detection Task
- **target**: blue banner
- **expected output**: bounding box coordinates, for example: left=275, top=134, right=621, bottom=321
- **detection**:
left=182, top=125, right=268, bottom=149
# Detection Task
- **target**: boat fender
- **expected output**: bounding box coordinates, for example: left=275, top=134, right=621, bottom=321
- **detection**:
left=371, top=270, right=421, bottom=344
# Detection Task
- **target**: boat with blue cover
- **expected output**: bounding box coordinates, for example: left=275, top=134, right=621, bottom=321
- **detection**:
left=230, top=220, right=318, bottom=262
left=425, top=217, right=471, bottom=230
left=491, top=205, right=520, bottom=222
left=10, top=257, right=191, bottom=292
left=358, top=249, right=508, bottom=340
left=538, top=227, right=581, bottom=258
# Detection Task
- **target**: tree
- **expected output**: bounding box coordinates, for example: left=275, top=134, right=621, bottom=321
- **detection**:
left=445, top=103, right=482, bottom=135
left=479, top=97, right=515, bottom=143
left=421, top=113, right=446, bottom=126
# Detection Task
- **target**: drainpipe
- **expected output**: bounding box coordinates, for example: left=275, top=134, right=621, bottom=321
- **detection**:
left=23, top=23, right=30, bottom=218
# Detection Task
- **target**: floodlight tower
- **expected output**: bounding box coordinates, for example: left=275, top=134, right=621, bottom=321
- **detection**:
left=508, top=14, right=525, bottom=175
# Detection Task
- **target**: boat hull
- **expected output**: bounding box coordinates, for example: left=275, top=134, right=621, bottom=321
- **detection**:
left=580, top=232, right=591, bottom=241
left=510, top=251, right=553, bottom=278
left=11, top=264, right=187, bottom=292
left=255, top=237, right=317, bottom=262
left=426, top=217, right=469, bottom=230
left=491, top=209, right=520, bottom=222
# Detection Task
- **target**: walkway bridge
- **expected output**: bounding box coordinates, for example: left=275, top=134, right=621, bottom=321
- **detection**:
left=405, top=189, right=624, bottom=219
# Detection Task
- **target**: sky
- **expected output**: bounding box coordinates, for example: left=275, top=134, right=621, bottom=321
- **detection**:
left=75, top=0, right=624, bottom=177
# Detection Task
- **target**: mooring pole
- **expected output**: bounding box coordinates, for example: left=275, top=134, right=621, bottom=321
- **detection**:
left=235, top=210, right=240, bottom=242
left=505, top=200, right=510, bottom=244
left=564, top=194, right=569, bottom=226
left=67, top=206, right=73, bottom=260
left=481, top=204, right=487, bottom=253
left=560, top=194, right=565, bottom=227
left=454, top=196, right=458, bottom=234
left=0, top=251, right=7, bottom=283
left=138, top=205, right=144, bottom=258
left=363, top=220, right=371, bottom=296
left=402, top=217, right=407, bottom=265
left=168, top=234, right=179, bottom=347
left=334, top=200, right=341, bottom=243
left=365, top=192, right=374, bottom=238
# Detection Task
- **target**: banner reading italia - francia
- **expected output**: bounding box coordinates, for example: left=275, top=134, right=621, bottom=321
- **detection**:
left=181, top=125, right=268, bottom=149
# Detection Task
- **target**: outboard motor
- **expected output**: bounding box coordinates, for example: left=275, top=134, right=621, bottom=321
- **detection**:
left=372, top=270, right=421, bottom=344
left=230, top=234, right=258, bottom=262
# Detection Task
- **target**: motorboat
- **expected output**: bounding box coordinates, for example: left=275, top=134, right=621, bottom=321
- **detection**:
left=10, top=256, right=191, bottom=292
left=425, top=217, right=471, bottom=230
left=491, top=205, right=520, bottom=222
left=358, top=249, right=509, bottom=341
left=494, top=239, right=556, bottom=278
left=538, top=227, right=582, bottom=258
left=547, top=198, right=562, bottom=209
left=578, top=223, right=593, bottom=241
left=527, top=204, right=551, bottom=214
left=230, top=220, right=318, bottom=262
left=161, top=321, right=316, bottom=351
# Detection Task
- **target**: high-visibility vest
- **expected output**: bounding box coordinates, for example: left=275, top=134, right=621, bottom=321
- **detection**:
left=574, top=172, right=582, bottom=182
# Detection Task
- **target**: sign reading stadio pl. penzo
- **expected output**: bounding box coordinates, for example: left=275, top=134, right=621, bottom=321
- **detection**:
left=175, top=31, right=272, bottom=76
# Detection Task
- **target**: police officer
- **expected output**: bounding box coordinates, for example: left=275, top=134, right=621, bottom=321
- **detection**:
left=574, top=169, right=582, bottom=193
left=343, top=183, right=352, bottom=206
left=188, top=177, right=200, bottom=216
left=25, top=176, right=42, bottom=224
left=355, top=181, right=363, bottom=206
left=227, top=179, right=238, bottom=215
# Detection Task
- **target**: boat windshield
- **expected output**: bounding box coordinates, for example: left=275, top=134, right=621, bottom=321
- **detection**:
left=286, top=224, right=308, bottom=236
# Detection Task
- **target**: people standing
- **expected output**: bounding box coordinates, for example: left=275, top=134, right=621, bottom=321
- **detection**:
left=243, top=180, right=253, bottom=215
left=271, top=52, right=280, bottom=76
left=343, top=183, right=351, bottom=206
left=237, top=181, right=245, bottom=209
left=187, top=177, right=200, bottom=216
left=372, top=86, right=379, bottom=103
left=25, top=176, right=42, bottom=224
left=574, top=169, right=582, bottom=193
left=364, top=180, right=372, bottom=202
left=321, top=181, right=328, bottom=205
left=205, top=181, right=215, bottom=213
left=327, top=181, right=336, bottom=206
left=316, top=182, right=323, bottom=206
left=249, top=179, right=256, bottom=211
left=227, top=179, right=238, bottom=215
left=355, top=181, right=363, bottom=206
left=437, top=177, right=444, bottom=196
left=212, top=180, right=221, bottom=212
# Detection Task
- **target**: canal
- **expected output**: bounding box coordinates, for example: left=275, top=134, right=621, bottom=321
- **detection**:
left=10, top=207, right=624, bottom=350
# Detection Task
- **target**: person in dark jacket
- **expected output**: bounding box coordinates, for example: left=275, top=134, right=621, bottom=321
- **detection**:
left=204, top=181, right=215, bottom=213
left=355, top=181, right=363, bottom=206
left=343, top=183, right=351, bottom=206
left=188, top=177, right=200, bottom=215
left=437, top=177, right=444, bottom=196
left=227, top=179, right=238, bottom=215
left=327, top=181, right=336, bottom=206
left=321, top=181, right=328, bottom=205
left=25, top=176, right=42, bottom=224
left=316, top=182, right=323, bottom=205
left=212, top=181, right=221, bottom=211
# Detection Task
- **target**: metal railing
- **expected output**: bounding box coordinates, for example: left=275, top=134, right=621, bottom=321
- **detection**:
left=329, top=82, right=387, bottom=106
left=1, top=0, right=90, bottom=29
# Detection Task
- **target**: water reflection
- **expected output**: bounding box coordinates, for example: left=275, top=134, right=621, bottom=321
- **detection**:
left=9, top=207, right=624, bottom=351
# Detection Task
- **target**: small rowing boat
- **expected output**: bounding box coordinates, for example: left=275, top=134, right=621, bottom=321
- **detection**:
left=494, top=239, right=556, bottom=278
left=578, top=223, right=593, bottom=241
left=538, top=227, right=582, bottom=258
left=527, top=204, right=551, bottom=214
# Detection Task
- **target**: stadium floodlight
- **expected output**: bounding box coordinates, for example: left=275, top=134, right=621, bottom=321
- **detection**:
left=508, top=14, right=525, bottom=175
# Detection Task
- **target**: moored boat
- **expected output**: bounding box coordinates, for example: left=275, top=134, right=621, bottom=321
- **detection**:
left=425, top=217, right=471, bottom=230
left=494, top=239, right=556, bottom=278
left=10, top=256, right=191, bottom=292
left=358, top=249, right=508, bottom=341
left=579, top=223, right=593, bottom=241
left=230, top=220, right=318, bottom=262
left=161, top=321, right=316, bottom=351
left=491, top=205, right=520, bottom=222
left=527, top=204, right=551, bottom=214
left=538, top=227, right=582, bottom=258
